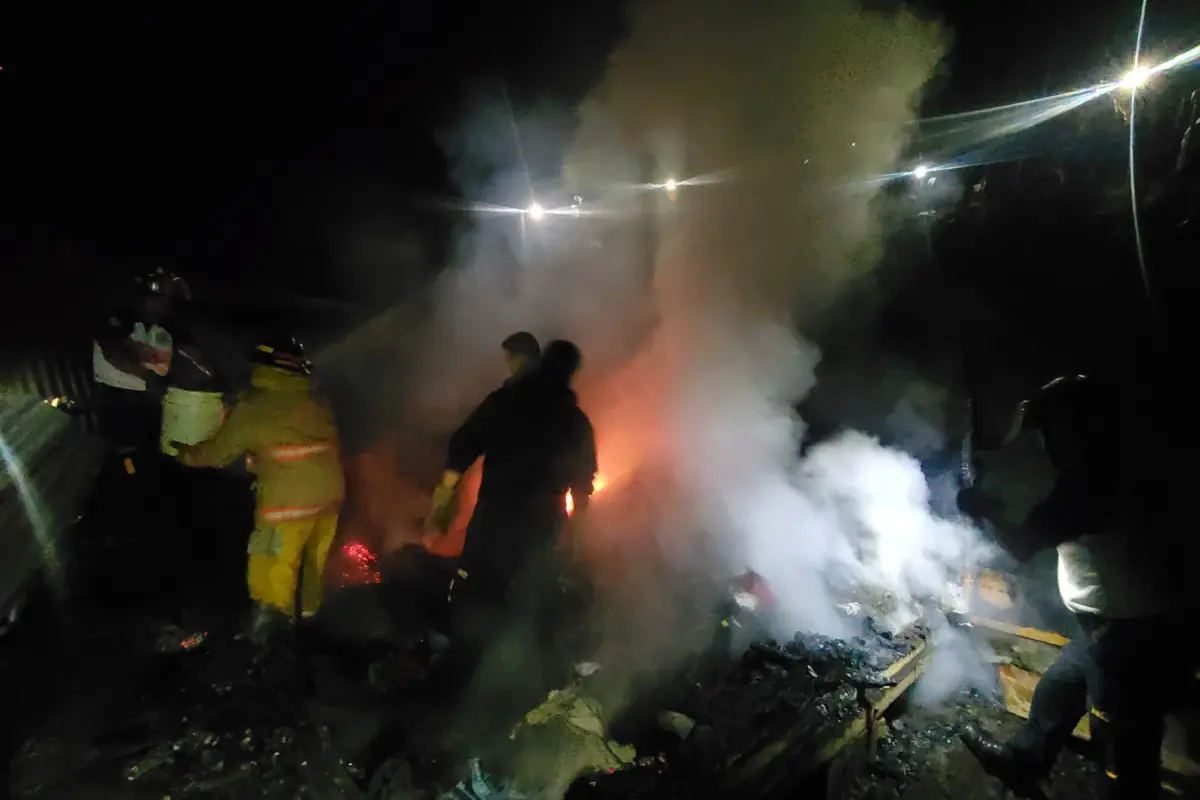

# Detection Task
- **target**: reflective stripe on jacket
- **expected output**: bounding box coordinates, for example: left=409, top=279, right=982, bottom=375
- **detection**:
left=268, top=441, right=336, bottom=462
left=180, top=365, right=344, bottom=520
left=260, top=504, right=331, bottom=523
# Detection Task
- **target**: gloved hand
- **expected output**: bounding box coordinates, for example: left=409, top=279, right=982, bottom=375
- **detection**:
left=425, top=482, right=458, bottom=534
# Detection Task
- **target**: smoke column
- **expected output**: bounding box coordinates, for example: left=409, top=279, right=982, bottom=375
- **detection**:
left=557, top=0, right=985, bottom=640
left=323, top=0, right=997, bottom=766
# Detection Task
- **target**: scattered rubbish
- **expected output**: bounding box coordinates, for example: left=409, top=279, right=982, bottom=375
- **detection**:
left=154, top=625, right=208, bottom=654
left=126, top=745, right=173, bottom=781
left=438, top=757, right=530, bottom=799
left=9, top=597, right=1112, bottom=800
left=657, top=711, right=695, bottom=740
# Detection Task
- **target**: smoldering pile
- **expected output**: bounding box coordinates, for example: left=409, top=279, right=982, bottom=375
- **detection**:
left=531, top=614, right=931, bottom=799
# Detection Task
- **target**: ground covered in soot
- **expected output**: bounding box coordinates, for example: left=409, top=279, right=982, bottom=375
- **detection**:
left=3, top=590, right=1110, bottom=800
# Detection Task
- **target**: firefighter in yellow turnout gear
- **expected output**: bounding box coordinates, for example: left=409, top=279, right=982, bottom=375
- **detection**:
left=176, top=337, right=344, bottom=631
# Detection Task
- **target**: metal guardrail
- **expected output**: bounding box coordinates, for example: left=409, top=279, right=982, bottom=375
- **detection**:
left=0, top=389, right=105, bottom=607
left=0, top=347, right=98, bottom=431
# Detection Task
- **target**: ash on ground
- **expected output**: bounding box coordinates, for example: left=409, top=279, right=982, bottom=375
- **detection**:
left=843, top=689, right=1106, bottom=800
left=10, top=621, right=364, bottom=800
left=6, top=604, right=1109, bottom=799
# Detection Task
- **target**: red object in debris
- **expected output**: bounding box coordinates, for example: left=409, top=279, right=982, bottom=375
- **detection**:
left=732, top=570, right=779, bottom=612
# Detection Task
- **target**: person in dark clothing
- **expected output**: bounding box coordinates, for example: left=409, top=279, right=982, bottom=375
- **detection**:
left=424, top=339, right=597, bottom=737
left=501, top=331, right=540, bottom=382
left=93, top=268, right=192, bottom=454
left=427, top=338, right=596, bottom=589
left=958, top=375, right=1186, bottom=800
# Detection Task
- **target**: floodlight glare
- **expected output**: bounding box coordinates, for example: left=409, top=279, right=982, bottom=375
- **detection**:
left=1119, top=67, right=1150, bottom=91
left=527, top=202, right=546, bottom=221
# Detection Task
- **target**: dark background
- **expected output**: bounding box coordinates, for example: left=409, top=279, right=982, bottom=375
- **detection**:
left=0, top=0, right=1191, bottom=395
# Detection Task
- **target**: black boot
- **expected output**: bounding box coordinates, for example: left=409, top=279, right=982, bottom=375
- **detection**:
left=960, top=723, right=1048, bottom=797
left=245, top=604, right=292, bottom=648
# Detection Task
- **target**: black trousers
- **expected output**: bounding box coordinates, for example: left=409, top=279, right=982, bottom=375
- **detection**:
left=95, top=384, right=162, bottom=454
left=1012, top=612, right=1191, bottom=798
left=440, top=544, right=573, bottom=749
left=90, top=385, right=194, bottom=589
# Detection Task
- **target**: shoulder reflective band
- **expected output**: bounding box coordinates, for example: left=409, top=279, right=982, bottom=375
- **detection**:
left=266, top=441, right=335, bottom=462
left=261, top=505, right=327, bottom=523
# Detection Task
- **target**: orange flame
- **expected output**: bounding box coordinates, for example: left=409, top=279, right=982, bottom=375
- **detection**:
left=565, top=474, right=608, bottom=516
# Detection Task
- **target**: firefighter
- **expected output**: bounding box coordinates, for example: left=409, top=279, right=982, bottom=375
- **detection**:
left=957, top=374, right=1185, bottom=799
left=424, top=339, right=597, bottom=708
left=174, top=336, right=344, bottom=638
left=501, top=330, right=540, bottom=382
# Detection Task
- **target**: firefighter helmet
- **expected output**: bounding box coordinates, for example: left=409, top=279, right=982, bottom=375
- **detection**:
left=253, top=336, right=311, bottom=375
left=139, top=267, right=192, bottom=300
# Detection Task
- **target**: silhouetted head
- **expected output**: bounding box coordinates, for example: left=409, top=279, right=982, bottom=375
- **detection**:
left=538, top=339, right=583, bottom=387
left=137, top=267, right=190, bottom=324
left=501, top=331, right=541, bottom=378
left=1017, top=374, right=1115, bottom=470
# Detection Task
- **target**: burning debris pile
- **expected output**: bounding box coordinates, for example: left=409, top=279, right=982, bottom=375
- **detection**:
left=546, top=615, right=930, bottom=799
left=8, top=593, right=1110, bottom=800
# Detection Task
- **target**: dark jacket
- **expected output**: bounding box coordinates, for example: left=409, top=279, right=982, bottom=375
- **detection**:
left=446, top=374, right=596, bottom=572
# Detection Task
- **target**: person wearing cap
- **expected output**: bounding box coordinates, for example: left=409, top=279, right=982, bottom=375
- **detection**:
left=174, top=336, right=344, bottom=638
left=93, top=267, right=192, bottom=456
left=957, top=375, right=1186, bottom=799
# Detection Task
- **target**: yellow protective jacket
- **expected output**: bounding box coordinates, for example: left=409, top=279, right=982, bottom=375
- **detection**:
left=181, top=365, right=344, bottom=523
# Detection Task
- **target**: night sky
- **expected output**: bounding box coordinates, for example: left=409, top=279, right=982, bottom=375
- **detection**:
left=0, top=0, right=1193, bottom=324
left=0, top=1, right=624, bottom=301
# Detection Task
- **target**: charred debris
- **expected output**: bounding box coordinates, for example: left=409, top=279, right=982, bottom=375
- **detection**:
left=11, top=579, right=960, bottom=800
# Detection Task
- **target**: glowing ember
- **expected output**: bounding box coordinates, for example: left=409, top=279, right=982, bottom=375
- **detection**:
left=340, top=541, right=381, bottom=584
left=178, top=632, right=208, bottom=651
left=565, top=474, right=608, bottom=516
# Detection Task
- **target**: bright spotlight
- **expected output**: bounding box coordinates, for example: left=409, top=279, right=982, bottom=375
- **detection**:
left=664, top=177, right=678, bottom=192
left=912, top=164, right=930, bottom=180
left=526, top=202, right=546, bottom=221
left=1118, top=67, right=1150, bottom=91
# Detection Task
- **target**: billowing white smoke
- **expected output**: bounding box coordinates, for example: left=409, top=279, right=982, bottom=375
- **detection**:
left=661, top=313, right=986, bottom=637
left=552, top=0, right=987, bottom=641
left=329, top=0, right=992, bottom=670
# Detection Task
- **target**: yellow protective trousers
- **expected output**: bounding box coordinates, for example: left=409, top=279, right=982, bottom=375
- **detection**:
left=246, top=507, right=340, bottom=617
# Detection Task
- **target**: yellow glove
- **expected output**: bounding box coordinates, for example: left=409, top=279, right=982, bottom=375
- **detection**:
left=426, top=474, right=461, bottom=534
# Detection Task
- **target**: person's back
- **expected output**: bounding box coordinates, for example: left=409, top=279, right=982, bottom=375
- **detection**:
left=178, top=338, right=345, bottom=628
left=443, top=340, right=596, bottom=577
left=181, top=362, right=343, bottom=521
left=472, top=374, right=590, bottom=507
left=241, top=365, right=344, bottom=520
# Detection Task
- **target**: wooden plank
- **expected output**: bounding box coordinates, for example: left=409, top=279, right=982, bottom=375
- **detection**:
left=725, top=635, right=931, bottom=792
left=994, top=652, right=1200, bottom=781
left=969, top=616, right=1070, bottom=647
